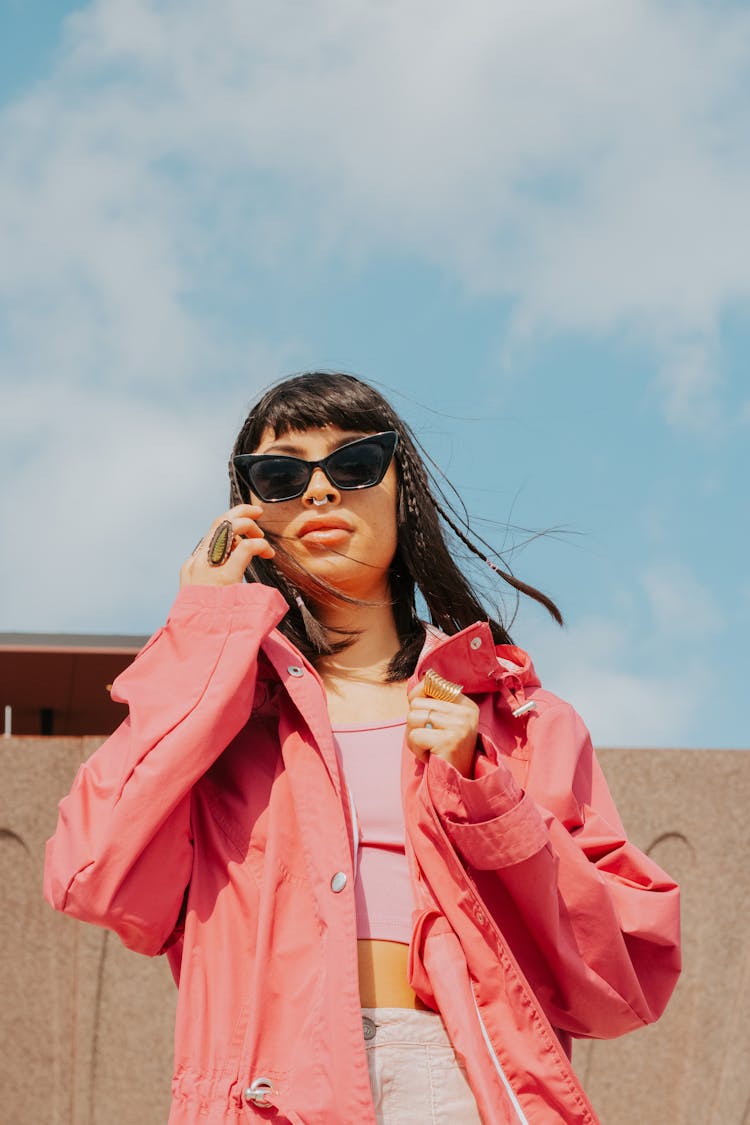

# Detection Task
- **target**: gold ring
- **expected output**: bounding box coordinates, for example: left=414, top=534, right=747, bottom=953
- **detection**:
left=207, top=520, right=234, bottom=566
left=424, top=709, right=434, bottom=730
left=423, top=668, right=463, bottom=703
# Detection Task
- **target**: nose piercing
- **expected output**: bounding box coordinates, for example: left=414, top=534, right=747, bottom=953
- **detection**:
left=311, top=497, right=329, bottom=507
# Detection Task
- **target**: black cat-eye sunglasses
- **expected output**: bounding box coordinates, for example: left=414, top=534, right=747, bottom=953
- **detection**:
left=233, top=431, right=399, bottom=503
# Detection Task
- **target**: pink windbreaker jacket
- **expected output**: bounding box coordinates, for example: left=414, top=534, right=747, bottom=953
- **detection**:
left=44, top=584, right=681, bottom=1125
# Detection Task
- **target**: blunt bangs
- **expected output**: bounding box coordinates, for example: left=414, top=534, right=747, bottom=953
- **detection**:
left=237, top=372, right=400, bottom=455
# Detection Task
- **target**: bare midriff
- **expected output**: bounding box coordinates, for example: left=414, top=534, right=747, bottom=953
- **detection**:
left=357, top=939, right=431, bottom=1010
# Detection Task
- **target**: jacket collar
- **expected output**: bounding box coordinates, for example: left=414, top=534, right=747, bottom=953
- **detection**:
left=259, top=616, right=539, bottom=702
left=412, top=620, right=539, bottom=699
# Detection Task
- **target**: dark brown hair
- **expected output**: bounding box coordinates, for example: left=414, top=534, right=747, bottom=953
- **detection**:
left=229, top=371, right=561, bottom=680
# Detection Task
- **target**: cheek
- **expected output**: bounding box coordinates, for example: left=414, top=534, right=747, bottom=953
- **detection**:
left=254, top=502, right=294, bottom=538
left=371, top=491, right=399, bottom=558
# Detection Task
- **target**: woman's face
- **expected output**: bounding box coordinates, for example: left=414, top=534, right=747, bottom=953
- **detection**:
left=250, top=424, right=399, bottom=602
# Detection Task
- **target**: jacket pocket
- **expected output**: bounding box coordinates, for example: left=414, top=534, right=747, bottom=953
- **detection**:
left=408, top=907, right=455, bottom=1010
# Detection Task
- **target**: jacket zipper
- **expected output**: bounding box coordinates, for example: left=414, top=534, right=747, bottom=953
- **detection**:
left=471, top=988, right=529, bottom=1125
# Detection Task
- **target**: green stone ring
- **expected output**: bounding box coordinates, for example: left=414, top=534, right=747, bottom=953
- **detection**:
left=207, top=520, right=234, bottom=566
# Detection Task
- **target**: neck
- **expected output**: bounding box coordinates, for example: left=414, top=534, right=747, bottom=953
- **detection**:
left=315, top=591, right=402, bottom=684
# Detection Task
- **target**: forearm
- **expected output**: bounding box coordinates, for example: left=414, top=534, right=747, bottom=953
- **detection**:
left=426, top=712, right=681, bottom=1037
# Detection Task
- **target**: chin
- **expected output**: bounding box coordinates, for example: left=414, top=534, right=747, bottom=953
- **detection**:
left=316, top=565, right=389, bottom=603
left=277, top=544, right=392, bottom=600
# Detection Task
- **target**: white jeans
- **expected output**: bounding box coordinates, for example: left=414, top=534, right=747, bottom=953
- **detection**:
left=362, top=1007, right=483, bottom=1125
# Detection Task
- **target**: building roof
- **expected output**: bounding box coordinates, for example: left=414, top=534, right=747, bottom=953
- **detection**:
left=0, top=632, right=148, bottom=653
left=1, top=632, right=149, bottom=736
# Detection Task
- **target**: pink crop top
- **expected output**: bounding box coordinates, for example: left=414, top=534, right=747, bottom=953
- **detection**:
left=332, top=718, right=414, bottom=944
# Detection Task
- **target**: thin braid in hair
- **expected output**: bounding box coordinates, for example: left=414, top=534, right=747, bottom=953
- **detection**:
left=396, top=442, right=511, bottom=640
left=398, top=445, right=431, bottom=560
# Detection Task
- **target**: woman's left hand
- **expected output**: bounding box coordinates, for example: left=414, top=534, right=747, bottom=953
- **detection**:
left=406, top=681, right=480, bottom=779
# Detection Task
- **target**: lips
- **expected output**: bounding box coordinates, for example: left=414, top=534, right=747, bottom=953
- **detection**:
left=298, top=517, right=353, bottom=544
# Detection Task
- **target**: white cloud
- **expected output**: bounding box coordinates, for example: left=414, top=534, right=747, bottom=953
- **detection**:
left=642, top=560, right=724, bottom=639
left=521, top=613, right=702, bottom=748
left=0, top=356, right=298, bottom=633
left=519, top=560, right=724, bottom=747
left=651, top=336, right=726, bottom=431
left=0, top=381, right=230, bottom=631
left=71, top=4, right=750, bottom=379
left=3, top=1, right=749, bottom=388
left=1, top=0, right=749, bottom=634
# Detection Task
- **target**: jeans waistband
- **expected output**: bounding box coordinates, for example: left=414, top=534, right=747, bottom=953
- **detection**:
left=360, top=1006, right=450, bottom=1047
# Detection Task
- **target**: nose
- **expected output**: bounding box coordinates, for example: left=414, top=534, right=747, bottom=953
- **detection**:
left=302, top=466, right=339, bottom=507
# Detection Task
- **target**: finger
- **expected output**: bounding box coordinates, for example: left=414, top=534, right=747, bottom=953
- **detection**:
left=224, top=503, right=265, bottom=520
left=406, top=729, right=433, bottom=760
left=408, top=724, right=439, bottom=749
left=406, top=699, right=462, bottom=726
left=229, top=518, right=268, bottom=540
left=204, top=505, right=265, bottom=537
left=408, top=682, right=429, bottom=704
left=230, top=535, right=276, bottom=563
left=406, top=706, right=442, bottom=732
left=409, top=691, right=479, bottom=726
left=191, top=509, right=264, bottom=553
left=408, top=682, right=468, bottom=708
left=196, top=512, right=269, bottom=559
left=181, top=525, right=275, bottom=581
left=198, top=533, right=276, bottom=573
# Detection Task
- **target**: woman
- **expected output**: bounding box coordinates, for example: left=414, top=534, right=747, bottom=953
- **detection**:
left=44, top=371, right=681, bottom=1124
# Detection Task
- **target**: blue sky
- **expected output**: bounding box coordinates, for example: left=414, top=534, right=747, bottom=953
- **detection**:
left=1, top=0, right=748, bottom=749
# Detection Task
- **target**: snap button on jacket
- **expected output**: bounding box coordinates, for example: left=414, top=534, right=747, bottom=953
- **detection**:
left=44, top=584, right=681, bottom=1124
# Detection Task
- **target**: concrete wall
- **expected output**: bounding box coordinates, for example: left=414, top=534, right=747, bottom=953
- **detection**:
left=2, top=737, right=748, bottom=1125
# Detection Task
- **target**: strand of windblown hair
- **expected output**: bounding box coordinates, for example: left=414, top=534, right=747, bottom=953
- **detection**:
left=400, top=421, right=562, bottom=625
left=432, top=500, right=563, bottom=626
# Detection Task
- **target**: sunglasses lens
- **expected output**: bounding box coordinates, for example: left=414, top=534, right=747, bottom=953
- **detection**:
left=328, top=441, right=387, bottom=488
left=236, top=433, right=397, bottom=501
left=249, top=459, right=310, bottom=501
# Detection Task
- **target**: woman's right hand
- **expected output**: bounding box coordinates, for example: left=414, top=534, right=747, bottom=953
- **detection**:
left=180, top=505, right=276, bottom=587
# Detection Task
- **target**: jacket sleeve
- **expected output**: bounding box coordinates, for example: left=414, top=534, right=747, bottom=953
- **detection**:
left=43, top=583, right=289, bottom=956
left=426, top=701, right=681, bottom=1040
